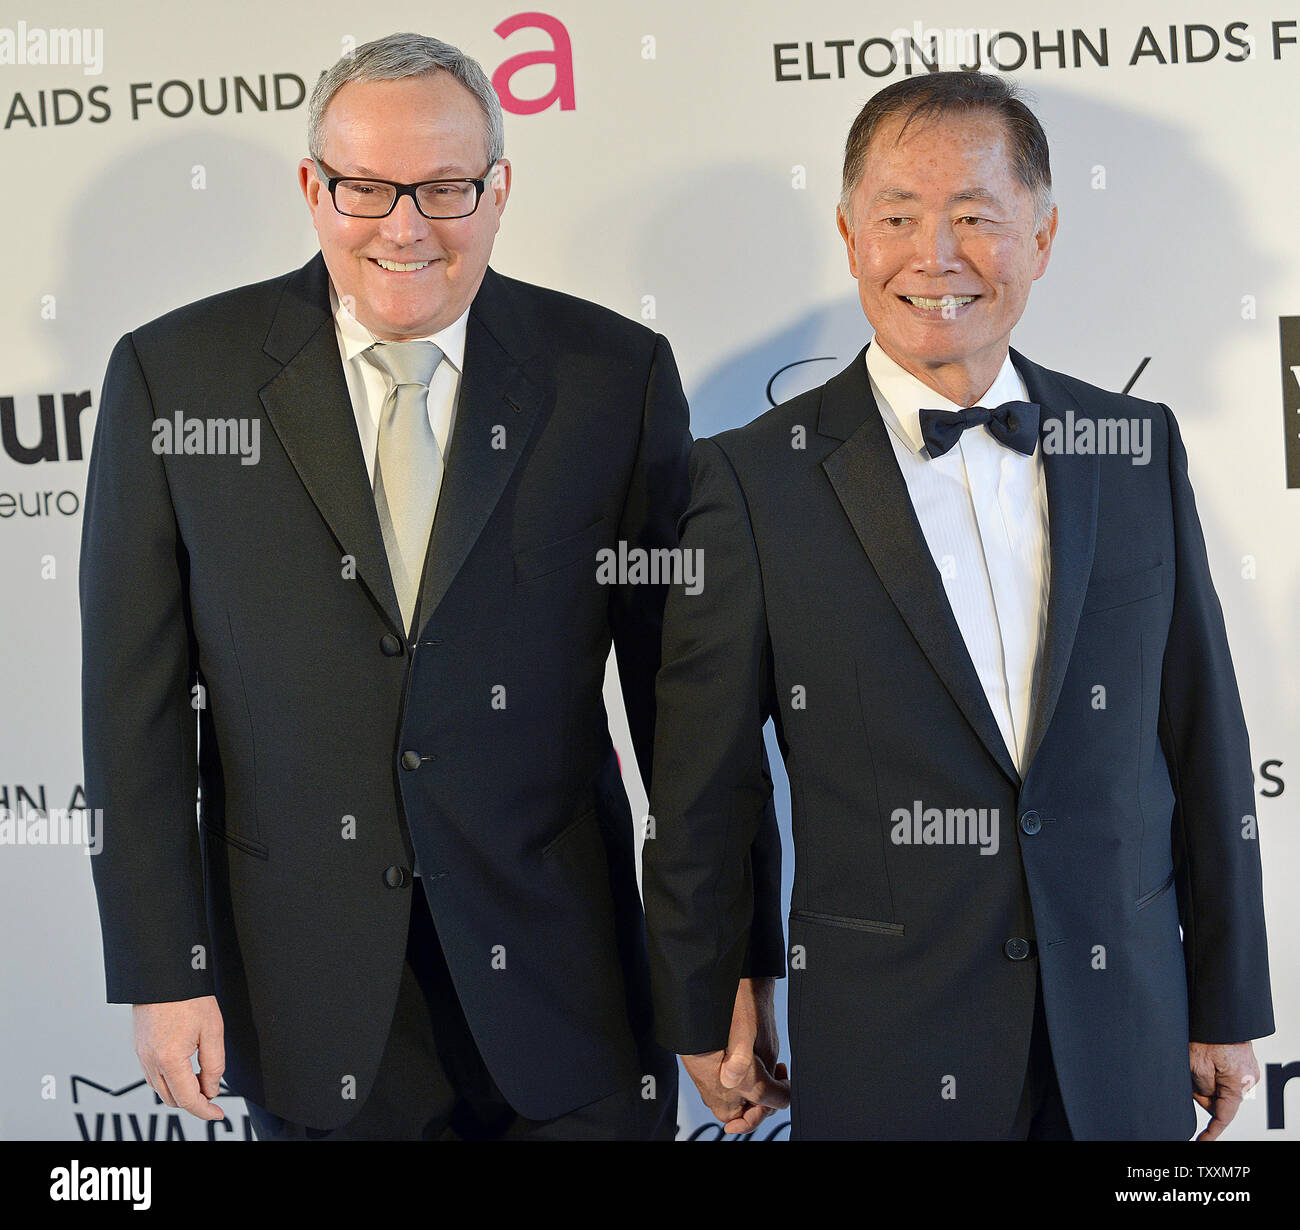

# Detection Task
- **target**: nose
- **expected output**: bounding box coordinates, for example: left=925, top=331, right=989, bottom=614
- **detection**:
left=379, top=191, right=433, bottom=247
left=912, top=217, right=964, bottom=275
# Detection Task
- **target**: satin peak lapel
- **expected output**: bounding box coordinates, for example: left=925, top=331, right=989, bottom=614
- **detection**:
left=1012, top=348, right=1100, bottom=774
left=820, top=345, right=1020, bottom=786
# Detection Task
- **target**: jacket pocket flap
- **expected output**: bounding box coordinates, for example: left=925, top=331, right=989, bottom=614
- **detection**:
left=1081, top=562, right=1164, bottom=615
left=791, top=908, right=904, bottom=936
left=513, top=518, right=608, bottom=584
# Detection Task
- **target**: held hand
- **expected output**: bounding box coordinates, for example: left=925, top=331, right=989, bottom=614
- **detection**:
left=133, top=996, right=226, bottom=1121
left=1190, top=1040, right=1260, bottom=1141
left=681, top=977, right=790, bottom=1134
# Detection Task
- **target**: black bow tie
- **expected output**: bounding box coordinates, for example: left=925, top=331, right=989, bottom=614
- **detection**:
left=918, top=400, right=1041, bottom=459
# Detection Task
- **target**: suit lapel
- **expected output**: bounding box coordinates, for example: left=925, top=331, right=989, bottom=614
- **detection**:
left=258, top=252, right=405, bottom=634
left=1012, top=348, right=1100, bottom=773
left=820, top=344, right=1021, bottom=786
left=411, top=268, right=547, bottom=639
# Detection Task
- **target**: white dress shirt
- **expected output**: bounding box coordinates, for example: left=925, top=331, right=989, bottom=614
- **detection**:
left=330, top=282, right=469, bottom=488
left=865, top=341, right=1051, bottom=774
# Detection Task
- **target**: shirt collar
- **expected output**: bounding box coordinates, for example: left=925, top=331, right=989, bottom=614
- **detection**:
left=865, top=339, right=1029, bottom=456
left=330, top=280, right=469, bottom=374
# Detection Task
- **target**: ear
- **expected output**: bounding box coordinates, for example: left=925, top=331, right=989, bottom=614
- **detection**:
left=299, top=158, right=323, bottom=222
left=490, top=157, right=512, bottom=221
left=836, top=204, right=860, bottom=279
left=1032, top=204, right=1058, bottom=280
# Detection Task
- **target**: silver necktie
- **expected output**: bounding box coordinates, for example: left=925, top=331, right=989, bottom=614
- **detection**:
left=361, top=340, right=444, bottom=634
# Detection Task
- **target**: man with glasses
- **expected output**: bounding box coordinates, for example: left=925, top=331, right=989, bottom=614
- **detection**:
left=80, top=31, right=783, bottom=1140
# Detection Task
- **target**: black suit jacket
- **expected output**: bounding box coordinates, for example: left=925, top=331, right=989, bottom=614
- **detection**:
left=79, top=252, right=783, bottom=1126
left=643, top=342, right=1274, bottom=1140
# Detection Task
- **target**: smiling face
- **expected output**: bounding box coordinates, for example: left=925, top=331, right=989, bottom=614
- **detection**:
left=837, top=109, right=1056, bottom=404
left=298, top=72, right=510, bottom=340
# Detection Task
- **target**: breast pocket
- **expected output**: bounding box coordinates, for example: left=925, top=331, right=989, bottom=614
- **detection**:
left=1081, top=561, right=1164, bottom=616
left=513, top=517, right=609, bottom=585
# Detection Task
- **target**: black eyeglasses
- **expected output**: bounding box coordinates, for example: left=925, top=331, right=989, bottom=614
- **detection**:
left=313, top=157, right=495, bottom=219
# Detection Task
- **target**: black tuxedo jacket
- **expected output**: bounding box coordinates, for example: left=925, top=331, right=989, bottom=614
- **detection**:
left=643, top=342, right=1274, bottom=1140
left=80, top=252, right=783, bottom=1127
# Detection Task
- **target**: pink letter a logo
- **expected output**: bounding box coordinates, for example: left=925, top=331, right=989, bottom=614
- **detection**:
left=493, top=12, right=576, bottom=115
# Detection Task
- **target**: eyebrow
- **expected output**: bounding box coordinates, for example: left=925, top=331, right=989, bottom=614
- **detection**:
left=344, top=163, right=476, bottom=180
left=870, top=186, right=1006, bottom=209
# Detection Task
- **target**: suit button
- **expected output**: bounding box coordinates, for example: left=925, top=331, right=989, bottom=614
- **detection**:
left=1019, top=810, right=1042, bottom=835
left=400, top=750, right=421, bottom=771
left=1004, top=937, right=1032, bottom=961
left=383, top=865, right=410, bottom=888
left=380, top=634, right=403, bottom=656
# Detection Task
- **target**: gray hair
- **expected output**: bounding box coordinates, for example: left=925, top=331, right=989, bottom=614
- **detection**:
left=840, top=71, right=1053, bottom=230
left=308, top=31, right=504, bottom=169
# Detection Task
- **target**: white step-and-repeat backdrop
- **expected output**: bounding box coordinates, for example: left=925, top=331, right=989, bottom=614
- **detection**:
left=1, top=0, right=1296, bottom=1140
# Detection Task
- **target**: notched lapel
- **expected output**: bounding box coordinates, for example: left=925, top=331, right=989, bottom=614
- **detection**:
left=820, top=347, right=1020, bottom=786
left=412, top=270, right=547, bottom=639
left=258, top=254, right=404, bottom=635
left=1012, top=348, right=1101, bottom=773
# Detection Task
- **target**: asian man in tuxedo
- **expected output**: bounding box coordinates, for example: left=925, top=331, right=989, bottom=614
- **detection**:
left=80, top=31, right=782, bottom=1141
left=642, top=71, right=1274, bottom=1140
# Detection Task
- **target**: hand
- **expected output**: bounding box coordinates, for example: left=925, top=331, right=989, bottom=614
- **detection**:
left=133, top=996, right=226, bottom=1121
left=1190, top=1040, right=1259, bottom=1141
left=681, top=977, right=790, bottom=1134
